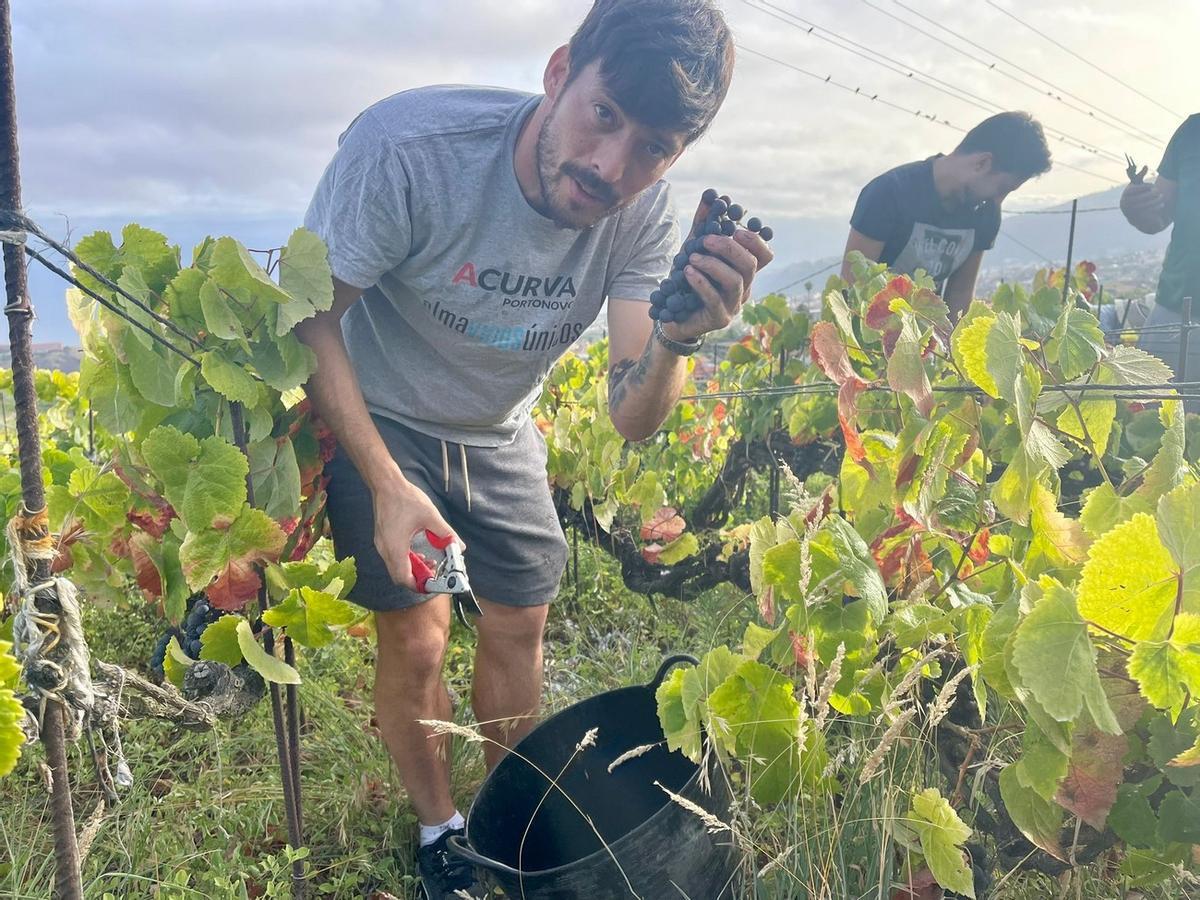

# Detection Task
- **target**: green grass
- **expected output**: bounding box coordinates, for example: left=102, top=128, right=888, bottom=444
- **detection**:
left=0, top=543, right=1188, bottom=898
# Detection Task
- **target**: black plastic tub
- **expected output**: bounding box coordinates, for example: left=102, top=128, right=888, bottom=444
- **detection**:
left=449, top=654, right=741, bottom=899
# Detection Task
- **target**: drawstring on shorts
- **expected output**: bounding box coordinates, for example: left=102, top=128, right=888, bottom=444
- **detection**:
left=439, top=439, right=472, bottom=511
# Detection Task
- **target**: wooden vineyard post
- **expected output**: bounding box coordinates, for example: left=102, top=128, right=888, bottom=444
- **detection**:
left=229, top=401, right=308, bottom=898
left=1062, top=198, right=1078, bottom=307
left=0, top=2, right=84, bottom=896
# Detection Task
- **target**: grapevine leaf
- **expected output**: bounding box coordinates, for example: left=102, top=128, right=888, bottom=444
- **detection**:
left=837, top=378, right=870, bottom=466
left=1128, top=614, right=1200, bottom=712
left=80, top=350, right=140, bottom=434
left=249, top=437, right=301, bottom=522
left=907, top=788, right=975, bottom=898
left=1149, top=710, right=1200, bottom=787
left=163, top=266, right=209, bottom=333
left=954, top=315, right=998, bottom=398
left=748, top=516, right=777, bottom=597
left=1055, top=398, right=1115, bottom=458
left=985, top=311, right=1024, bottom=404
left=1156, top=790, right=1200, bottom=844
left=1029, top=483, right=1089, bottom=566
left=1047, top=307, right=1104, bottom=381
left=123, top=331, right=180, bottom=407
left=179, top=507, right=286, bottom=608
left=999, top=766, right=1065, bottom=860
left=1138, top=401, right=1190, bottom=506
left=1078, top=513, right=1178, bottom=642
left=657, top=532, right=699, bottom=565
left=200, top=351, right=259, bottom=406
left=275, top=227, right=335, bottom=335
left=1099, top=344, right=1175, bottom=386
left=1015, top=366, right=1070, bottom=471
left=163, top=636, right=192, bottom=689
left=707, top=659, right=802, bottom=805
left=262, top=585, right=360, bottom=648
left=809, top=320, right=856, bottom=384
left=1011, top=579, right=1120, bottom=733
left=210, top=237, right=290, bottom=306
left=235, top=618, right=300, bottom=685
left=992, top=445, right=1041, bottom=527
left=1108, top=778, right=1163, bottom=850
left=743, top=622, right=780, bottom=660
left=0, top=640, right=25, bottom=777
left=1155, top=481, right=1200, bottom=574
left=826, top=516, right=888, bottom=623
left=1079, top=483, right=1151, bottom=537
left=1055, top=719, right=1127, bottom=830
left=762, top=541, right=805, bottom=603
left=887, top=316, right=933, bottom=417
left=143, top=427, right=248, bottom=532
left=198, top=277, right=243, bottom=340
left=198, top=615, right=243, bottom=666
left=1014, top=718, right=1069, bottom=800
left=67, top=462, right=130, bottom=531
left=119, top=223, right=180, bottom=292
left=250, top=333, right=317, bottom=393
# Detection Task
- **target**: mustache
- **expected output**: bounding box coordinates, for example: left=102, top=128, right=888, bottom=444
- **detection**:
left=560, top=162, right=617, bottom=206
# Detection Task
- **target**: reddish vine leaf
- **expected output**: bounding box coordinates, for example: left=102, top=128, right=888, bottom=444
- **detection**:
left=890, top=867, right=942, bottom=900
left=810, top=321, right=857, bottom=385
left=838, top=378, right=872, bottom=470
left=641, top=506, right=687, bottom=543
left=759, top=583, right=777, bottom=626
left=129, top=532, right=163, bottom=598
left=641, top=543, right=664, bottom=565
left=206, top=559, right=265, bottom=612
left=1055, top=721, right=1128, bottom=829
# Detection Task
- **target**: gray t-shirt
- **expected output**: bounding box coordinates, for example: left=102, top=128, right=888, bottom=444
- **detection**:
left=304, top=85, right=679, bottom=447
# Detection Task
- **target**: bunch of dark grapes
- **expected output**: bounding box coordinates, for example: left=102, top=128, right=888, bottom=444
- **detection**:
left=648, top=188, right=774, bottom=325
left=148, top=594, right=222, bottom=678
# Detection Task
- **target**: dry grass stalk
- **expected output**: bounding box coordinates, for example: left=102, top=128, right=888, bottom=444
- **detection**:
left=814, top=642, right=846, bottom=730
left=576, top=726, right=599, bottom=753
left=418, top=718, right=486, bottom=744
left=608, top=743, right=657, bottom=773
left=928, top=666, right=976, bottom=727
left=654, top=780, right=732, bottom=835
left=883, top=646, right=945, bottom=715
left=859, top=708, right=916, bottom=784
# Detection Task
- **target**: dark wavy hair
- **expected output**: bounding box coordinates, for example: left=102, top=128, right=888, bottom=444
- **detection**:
left=566, top=0, right=735, bottom=145
left=956, top=111, right=1053, bottom=179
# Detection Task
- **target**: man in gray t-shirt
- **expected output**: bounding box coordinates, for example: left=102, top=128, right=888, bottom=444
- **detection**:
left=296, top=2, right=772, bottom=896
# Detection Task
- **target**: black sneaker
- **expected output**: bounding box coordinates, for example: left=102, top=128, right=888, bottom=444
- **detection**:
left=417, top=827, right=485, bottom=899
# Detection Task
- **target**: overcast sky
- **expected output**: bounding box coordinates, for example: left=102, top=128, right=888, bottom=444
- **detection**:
left=8, top=0, right=1194, bottom=339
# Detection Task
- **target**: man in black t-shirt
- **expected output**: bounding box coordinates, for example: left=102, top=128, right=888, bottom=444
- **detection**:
left=842, top=111, right=1052, bottom=316
left=1121, top=114, right=1200, bottom=396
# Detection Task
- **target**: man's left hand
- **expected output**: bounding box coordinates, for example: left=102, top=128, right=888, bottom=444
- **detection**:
left=662, top=199, right=774, bottom=343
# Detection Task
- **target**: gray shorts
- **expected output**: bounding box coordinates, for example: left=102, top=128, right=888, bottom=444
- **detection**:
left=324, top=415, right=568, bottom=611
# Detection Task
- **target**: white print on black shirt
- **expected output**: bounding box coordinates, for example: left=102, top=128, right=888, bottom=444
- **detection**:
left=893, top=223, right=974, bottom=290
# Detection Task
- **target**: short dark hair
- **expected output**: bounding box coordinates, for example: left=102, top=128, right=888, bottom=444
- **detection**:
left=955, top=111, right=1052, bottom=179
left=566, top=0, right=735, bottom=144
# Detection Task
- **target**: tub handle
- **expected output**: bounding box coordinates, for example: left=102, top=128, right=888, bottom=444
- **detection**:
left=648, top=653, right=700, bottom=692
left=447, top=833, right=524, bottom=876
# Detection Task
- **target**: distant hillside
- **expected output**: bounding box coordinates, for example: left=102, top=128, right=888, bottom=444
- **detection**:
left=0, top=343, right=82, bottom=373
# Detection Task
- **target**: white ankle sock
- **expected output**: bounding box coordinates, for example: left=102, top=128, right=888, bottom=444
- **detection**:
left=419, top=811, right=466, bottom=847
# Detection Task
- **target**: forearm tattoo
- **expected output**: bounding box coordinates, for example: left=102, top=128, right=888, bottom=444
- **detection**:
left=608, top=340, right=654, bottom=413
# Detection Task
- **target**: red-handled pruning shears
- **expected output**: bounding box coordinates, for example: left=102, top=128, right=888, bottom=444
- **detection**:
left=409, top=530, right=483, bottom=626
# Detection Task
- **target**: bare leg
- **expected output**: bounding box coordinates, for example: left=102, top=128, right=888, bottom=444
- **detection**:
left=373, top=596, right=457, bottom=824
left=471, top=597, right=550, bottom=771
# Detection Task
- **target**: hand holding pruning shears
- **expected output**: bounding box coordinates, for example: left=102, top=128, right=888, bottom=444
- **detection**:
left=409, top=530, right=483, bottom=626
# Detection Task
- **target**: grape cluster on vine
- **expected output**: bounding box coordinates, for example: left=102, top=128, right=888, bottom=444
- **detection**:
left=149, top=594, right=222, bottom=678
left=648, top=188, right=774, bottom=324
